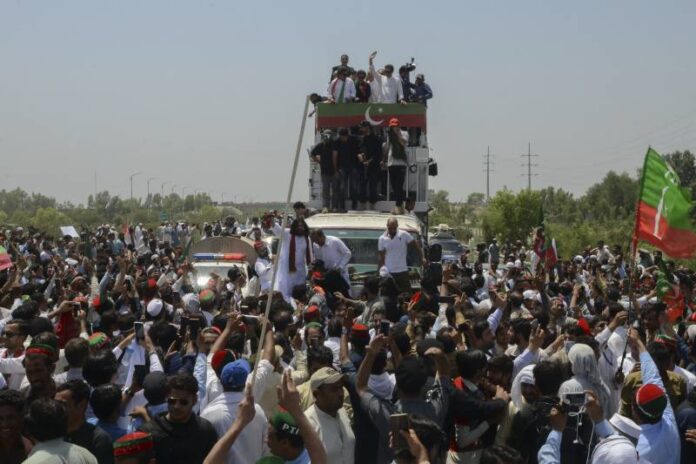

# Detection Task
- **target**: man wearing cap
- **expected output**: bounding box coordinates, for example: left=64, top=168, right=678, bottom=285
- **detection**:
left=378, top=218, right=426, bottom=293
left=114, top=431, right=156, bottom=464
left=384, top=119, right=409, bottom=211
left=304, top=367, right=355, bottom=464
left=126, top=372, right=169, bottom=434
left=310, top=229, right=352, bottom=290
left=201, top=359, right=268, bottom=463
left=311, top=131, right=339, bottom=211
left=620, top=340, right=686, bottom=416
left=21, top=341, right=58, bottom=405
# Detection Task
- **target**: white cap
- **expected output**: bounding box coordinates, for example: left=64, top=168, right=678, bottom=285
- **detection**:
left=686, top=325, right=696, bottom=342
left=379, top=266, right=391, bottom=278
left=608, top=413, right=641, bottom=440
left=147, top=298, right=164, bottom=318
left=573, top=255, right=584, bottom=263
left=514, top=260, right=523, bottom=269
left=522, top=290, right=538, bottom=300
left=182, top=293, right=200, bottom=314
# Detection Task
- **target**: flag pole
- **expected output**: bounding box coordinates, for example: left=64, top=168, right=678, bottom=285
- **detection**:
left=617, top=147, right=651, bottom=384
left=249, top=95, right=311, bottom=390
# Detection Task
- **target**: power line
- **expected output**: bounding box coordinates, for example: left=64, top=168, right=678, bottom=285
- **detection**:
left=521, top=142, right=539, bottom=190
left=483, top=146, right=495, bottom=200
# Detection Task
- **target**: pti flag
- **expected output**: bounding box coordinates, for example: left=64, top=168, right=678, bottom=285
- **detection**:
left=316, top=103, right=426, bottom=129
left=0, top=246, right=12, bottom=271
left=633, top=147, right=696, bottom=258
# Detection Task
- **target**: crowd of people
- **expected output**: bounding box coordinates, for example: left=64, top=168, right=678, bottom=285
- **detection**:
left=1, top=209, right=696, bottom=464
left=311, top=52, right=433, bottom=213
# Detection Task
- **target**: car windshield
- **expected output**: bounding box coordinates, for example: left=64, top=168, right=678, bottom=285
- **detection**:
left=192, top=264, right=245, bottom=289
left=323, top=228, right=421, bottom=273
left=440, top=241, right=464, bottom=254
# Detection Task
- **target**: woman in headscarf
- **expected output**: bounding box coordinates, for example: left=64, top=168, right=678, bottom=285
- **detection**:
left=559, top=343, right=612, bottom=418
left=271, top=217, right=312, bottom=301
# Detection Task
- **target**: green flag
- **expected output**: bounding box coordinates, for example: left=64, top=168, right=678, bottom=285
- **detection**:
left=633, top=148, right=696, bottom=258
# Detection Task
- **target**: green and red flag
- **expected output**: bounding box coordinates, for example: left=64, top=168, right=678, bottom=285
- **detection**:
left=315, top=103, right=426, bottom=129
left=0, top=246, right=12, bottom=271
left=633, top=148, right=696, bottom=258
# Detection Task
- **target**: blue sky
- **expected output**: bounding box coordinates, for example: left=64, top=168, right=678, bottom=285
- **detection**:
left=1, top=0, right=695, bottom=204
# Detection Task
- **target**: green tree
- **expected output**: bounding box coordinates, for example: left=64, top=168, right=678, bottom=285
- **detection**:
left=31, top=208, right=70, bottom=234
left=664, top=150, right=696, bottom=197
left=481, top=189, right=543, bottom=243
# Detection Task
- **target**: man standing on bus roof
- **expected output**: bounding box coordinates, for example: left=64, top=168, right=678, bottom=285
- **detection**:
left=368, top=51, right=406, bottom=105
left=309, top=229, right=352, bottom=290
left=327, top=67, right=356, bottom=104
left=311, top=131, right=340, bottom=212
left=329, top=54, right=355, bottom=82
left=378, top=218, right=427, bottom=293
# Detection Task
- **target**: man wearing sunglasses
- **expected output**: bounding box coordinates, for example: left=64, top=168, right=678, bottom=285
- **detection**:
left=0, top=320, right=28, bottom=390
left=139, top=373, right=218, bottom=464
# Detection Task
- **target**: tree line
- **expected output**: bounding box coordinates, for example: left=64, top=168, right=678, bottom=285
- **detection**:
left=429, top=150, right=695, bottom=259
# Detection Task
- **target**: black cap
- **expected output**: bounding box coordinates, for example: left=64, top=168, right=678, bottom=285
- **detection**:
left=142, top=372, right=168, bottom=404
left=395, top=356, right=428, bottom=395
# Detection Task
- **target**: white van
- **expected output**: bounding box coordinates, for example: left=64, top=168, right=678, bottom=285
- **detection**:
left=305, top=212, right=423, bottom=293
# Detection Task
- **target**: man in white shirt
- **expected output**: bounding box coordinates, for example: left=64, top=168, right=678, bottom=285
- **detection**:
left=0, top=319, right=28, bottom=390
left=368, top=51, right=406, bottom=104
left=304, top=367, right=355, bottom=464
left=378, top=218, right=426, bottom=293
left=327, top=67, right=356, bottom=104
left=310, top=229, right=352, bottom=289
left=200, top=359, right=268, bottom=464
left=253, top=241, right=273, bottom=295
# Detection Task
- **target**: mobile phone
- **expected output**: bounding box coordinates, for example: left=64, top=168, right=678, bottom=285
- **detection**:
left=134, top=365, right=148, bottom=386
left=440, top=295, right=455, bottom=305
left=389, top=414, right=411, bottom=455
left=380, top=321, right=391, bottom=336
left=242, top=315, right=260, bottom=325
left=179, top=316, right=189, bottom=338
left=134, top=322, right=145, bottom=340
left=188, top=317, right=201, bottom=340
left=72, top=302, right=80, bottom=317
left=530, top=319, right=539, bottom=331
left=564, top=392, right=586, bottom=407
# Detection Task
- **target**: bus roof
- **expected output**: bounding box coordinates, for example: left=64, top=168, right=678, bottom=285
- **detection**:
left=305, top=212, right=421, bottom=233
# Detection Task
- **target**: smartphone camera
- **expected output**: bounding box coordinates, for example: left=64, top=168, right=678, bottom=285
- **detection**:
left=380, top=321, right=391, bottom=336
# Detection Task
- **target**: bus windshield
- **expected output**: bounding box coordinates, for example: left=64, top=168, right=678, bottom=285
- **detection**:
left=322, top=228, right=421, bottom=274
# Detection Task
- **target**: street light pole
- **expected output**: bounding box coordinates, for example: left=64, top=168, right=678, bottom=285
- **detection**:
left=161, top=182, right=169, bottom=198
left=147, top=177, right=157, bottom=209
left=129, top=172, right=142, bottom=202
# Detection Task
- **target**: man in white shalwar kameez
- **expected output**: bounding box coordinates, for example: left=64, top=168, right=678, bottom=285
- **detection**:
left=272, top=218, right=312, bottom=301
